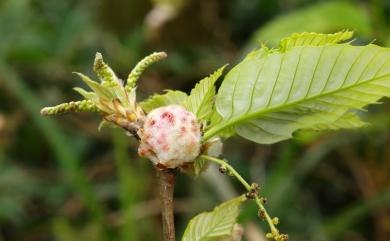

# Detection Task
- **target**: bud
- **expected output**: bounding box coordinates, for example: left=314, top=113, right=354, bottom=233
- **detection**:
left=245, top=191, right=256, bottom=200
left=202, top=137, right=223, bottom=157
left=219, top=165, right=228, bottom=174
left=272, top=217, right=279, bottom=225
left=277, top=234, right=289, bottom=241
left=138, top=105, right=202, bottom=168
left=251, top=183, right=260, bottom=192
left=265, top=233, right=274, bottom=239
left=258, top=209, right=266, bottom=220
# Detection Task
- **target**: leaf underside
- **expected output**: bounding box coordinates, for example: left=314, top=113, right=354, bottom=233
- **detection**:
left=208, top=32, right=390, bottom=144
left=182, top=196, right=245, bottom=241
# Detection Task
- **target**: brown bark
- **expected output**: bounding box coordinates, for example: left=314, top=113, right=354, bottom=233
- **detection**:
left=155, top=167, right=176, bottom=241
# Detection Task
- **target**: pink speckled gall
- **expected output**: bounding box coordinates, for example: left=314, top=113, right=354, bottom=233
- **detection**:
left=138, top=105, right=202, bottom=168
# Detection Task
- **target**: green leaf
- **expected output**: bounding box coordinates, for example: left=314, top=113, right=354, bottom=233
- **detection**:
left=279, top=31, right=353, bottom=52
left=182, top=196, right=246, bottom=241
left=205, top=33, right=390, bottom=144
left=184, top=66, right=226, bottom=120
left=249, top=2, right=371, bottom=48
left=139, top=90, right=188, bottom=113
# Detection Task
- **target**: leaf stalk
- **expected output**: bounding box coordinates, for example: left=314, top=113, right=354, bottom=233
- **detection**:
left=201, top=155, right=287, bottom=241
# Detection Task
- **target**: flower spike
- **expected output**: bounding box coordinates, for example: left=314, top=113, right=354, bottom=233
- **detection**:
left=126, top=52, right=167, bottom=92
left=40, top=100, right=99, bottom=116
left=40, top=52, right=167, bottom=135
left=93, top=52, right=120, bottom=87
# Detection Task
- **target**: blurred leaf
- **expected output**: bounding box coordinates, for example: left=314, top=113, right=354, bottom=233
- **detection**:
left=52, top=218, right=79, bottom=241
left=0, top=163, right=37, bottom=223
left=52, top=218, right=105, bottom=241
left=53, top=4, right=93, bottom=58
left=0, top=62, right=104, bottom=222
left=248, top=2, right=372, bottom=49
left=324, top=188, right=390, bottom=238
left=112, top=129, right=145, bottom=241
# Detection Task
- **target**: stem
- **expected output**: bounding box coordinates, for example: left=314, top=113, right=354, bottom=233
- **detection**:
left=103, top=115, right=141, bottom=140
left=155, top=167, right=176, bottom=241
left=201, top=155, right=282, bottom=239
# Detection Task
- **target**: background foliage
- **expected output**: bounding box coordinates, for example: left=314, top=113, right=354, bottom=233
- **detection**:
left=0, top=0, right=389, bottom=241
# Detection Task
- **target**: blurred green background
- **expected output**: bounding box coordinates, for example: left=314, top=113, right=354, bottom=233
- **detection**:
left=0, top=0, right=389, bottom=241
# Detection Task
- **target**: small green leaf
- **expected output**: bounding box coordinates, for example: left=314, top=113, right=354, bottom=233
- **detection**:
left=73, top=87, right=96, bottom=99
left=182, top=195, right=246, bottom=241
left=139, top=90, right=188, bottom=113
left=74, top=72, right=113, bottom=100
left=184, top=66, right=226, bottom=120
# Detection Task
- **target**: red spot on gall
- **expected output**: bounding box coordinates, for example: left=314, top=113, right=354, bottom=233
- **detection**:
left=148, top=119, right=156, bottom=126
left=161, top=111, right=175, bottom=124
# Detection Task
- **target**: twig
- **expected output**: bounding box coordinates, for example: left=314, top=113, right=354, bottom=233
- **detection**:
left=155, top=166, right=176, bottom=241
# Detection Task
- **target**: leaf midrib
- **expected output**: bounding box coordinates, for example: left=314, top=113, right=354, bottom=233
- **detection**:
left=195, top=80, right=214, bottom=118
left=204, top=72, right=390, bottom=140
left=194, top=215, right=233, bottom=241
